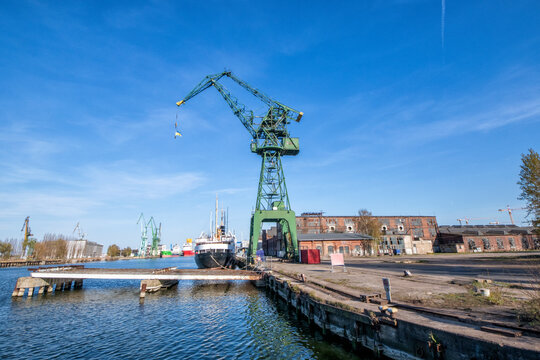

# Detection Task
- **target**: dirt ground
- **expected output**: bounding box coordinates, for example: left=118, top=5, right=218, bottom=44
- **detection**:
left=268, top=251, right=540, bottom=328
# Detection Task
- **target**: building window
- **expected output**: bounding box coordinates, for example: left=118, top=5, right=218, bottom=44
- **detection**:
left=482, top=238, right=491, bottom=250
left=509, top=237, right=516, bottom=248
left=496, top=238, right=504, bottom=250
left=521, top=237, right=529, bottom=250
left=398, top=225, right=404, bottom=232
left=347, top=226, right=353, bottom=232
left=382, top=225, right=388, bottom=231
left=339, top=246, right=344, bottom=253
left=316, top=246, right=322, bottom=254
left=327, top=246, right=334, bottom=254
left=329, top=226, right=335, bottom=232
left=345, top=246, right=350, bottom=254
left=354, top=245, right=361, bottom=254
left=468, top=239, right=475, bottom=250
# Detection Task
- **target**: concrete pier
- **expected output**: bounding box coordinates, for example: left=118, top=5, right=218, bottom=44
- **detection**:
left=12, top=276, right=69, bottom=297
left=261, top=264, right=540, bottom=360
left=13, top=265, right=262, bottom=298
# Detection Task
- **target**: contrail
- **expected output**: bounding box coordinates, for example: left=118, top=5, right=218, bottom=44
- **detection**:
left=441, top=0, right=446, bottom=49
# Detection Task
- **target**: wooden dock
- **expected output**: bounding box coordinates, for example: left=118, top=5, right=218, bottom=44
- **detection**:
left=12, top=265, right=263, bottom=300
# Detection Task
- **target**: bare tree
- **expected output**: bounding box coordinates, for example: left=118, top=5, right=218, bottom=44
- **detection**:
left=0, top=241, right=13, bottom=259
left=355, top=209, right=382, bottom=254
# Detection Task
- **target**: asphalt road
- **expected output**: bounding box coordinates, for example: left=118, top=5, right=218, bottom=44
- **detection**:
left=323, top=252, right=540, bottom=284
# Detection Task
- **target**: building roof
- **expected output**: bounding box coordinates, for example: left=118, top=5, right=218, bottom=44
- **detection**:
left=438, top=225, right=534, bottom=236
left=298, top=214, right=436, bottom=219
left=298, top=233, right=373, bottom=241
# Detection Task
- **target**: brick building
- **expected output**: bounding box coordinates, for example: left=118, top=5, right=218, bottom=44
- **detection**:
left=296, top=213, right=438, bottom=242
left=262, top=226, right=374, bottom=258
left=436, top=225, right=539, bottom=253
left=380, top=234, right=433, bottom=255
left=298, top=233, right=374, bottom=257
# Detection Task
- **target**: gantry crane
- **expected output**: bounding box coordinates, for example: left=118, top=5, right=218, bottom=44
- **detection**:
left=176, top=71, right=303, bottom=261
left=21, top=216, right=33, bottom=258
left=147, top=217, right=161, bottom=256
left=137, top=213, right=148, bottom=257
left=498, top=205, right=526, bottom=225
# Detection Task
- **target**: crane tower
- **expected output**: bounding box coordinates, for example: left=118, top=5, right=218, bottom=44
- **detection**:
left=21, top=216, right=33, bottom=258
left=147, top=217, right=161, bottom=256
left=137, top=213, right=148, bottom=257
left=176, top=71, right=302, bottom=262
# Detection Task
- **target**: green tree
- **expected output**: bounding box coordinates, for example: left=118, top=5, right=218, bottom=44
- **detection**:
left=0, top=241, right=12, bottom=259
left=121, top=247, right=132, bottom=257
left=518, top=149, right=540, bottom=234
left=107, top=244, right=120, bottom=257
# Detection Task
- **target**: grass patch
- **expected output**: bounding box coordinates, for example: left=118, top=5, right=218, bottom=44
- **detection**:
left=323, top=278, right=350, bottom=286
left=516, top=265, right=540, bottom=327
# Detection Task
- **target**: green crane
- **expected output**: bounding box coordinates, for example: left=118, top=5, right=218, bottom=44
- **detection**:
left=147, top=217, right=161, bottom=256
left=137, top=213, right=148, bottom=257
left=21, top=216, right=33, bottom=258
left=176, top=71, right=303, bottom=262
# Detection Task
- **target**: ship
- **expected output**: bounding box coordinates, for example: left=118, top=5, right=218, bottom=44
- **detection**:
left=182, top=239, right=194, bottom=256
left=194, top=196, right=236, bottom=269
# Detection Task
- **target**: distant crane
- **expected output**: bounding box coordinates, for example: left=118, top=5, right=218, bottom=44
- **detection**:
left=456, top=217, right=489, bottom=225
left=147, top=217, right=161, bottom=256
left=497, top=205, right=526, bottom=225
left=176, top=71, right=303, bottom=262
left=21, top=216, right=33, bottom=258
left=137, top=213, right=148, bottom=257
left=73, top=222, right=86, bottom=241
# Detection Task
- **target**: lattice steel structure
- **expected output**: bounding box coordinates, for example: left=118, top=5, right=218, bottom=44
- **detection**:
left=176, top=71, right=303, bottom=261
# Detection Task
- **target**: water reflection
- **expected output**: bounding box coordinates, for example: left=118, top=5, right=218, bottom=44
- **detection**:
left=1, top=259, right=370, bottom=359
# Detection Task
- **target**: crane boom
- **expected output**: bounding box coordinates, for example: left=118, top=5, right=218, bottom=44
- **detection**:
left=176, top=71, right=303, bottom=139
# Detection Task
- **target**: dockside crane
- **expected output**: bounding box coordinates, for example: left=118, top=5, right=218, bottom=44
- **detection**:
left=456, top=217, right=490, bottom=225
left=498, top=205, right=526, bottom=225
left=21, top=216, right=33, bottom=258
left=73, top=222, right=86, bottom=241
left=147, top=217, right=161, bottom=256
left=176, top=71, right=303, bottom=262
left=137, top=213, right=148, bottom=257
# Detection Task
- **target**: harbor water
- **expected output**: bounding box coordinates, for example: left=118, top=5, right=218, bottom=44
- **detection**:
left=0, top=257, right=373, bottom=359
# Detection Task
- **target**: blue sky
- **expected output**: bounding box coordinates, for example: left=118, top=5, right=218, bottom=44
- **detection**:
left=1, top=1, right=539, bottom=249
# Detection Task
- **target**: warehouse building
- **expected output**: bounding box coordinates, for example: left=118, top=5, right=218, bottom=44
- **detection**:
left=435, top=225, right=539, bottom=253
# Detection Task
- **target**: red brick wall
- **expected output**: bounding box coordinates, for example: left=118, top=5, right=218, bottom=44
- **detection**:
left=299, top=240, right=373, bottom=257
left=296, top=215, right=438, bottom=241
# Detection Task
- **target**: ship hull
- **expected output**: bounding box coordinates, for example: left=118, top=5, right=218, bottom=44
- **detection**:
left=182, top=250, right=194, bottom=256
left=194, top=251, right=235, bottom=269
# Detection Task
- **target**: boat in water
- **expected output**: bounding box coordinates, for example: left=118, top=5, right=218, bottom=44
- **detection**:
left=194, top=196, right=236, bottom=269
left=182, top=239, right=194, bottom=256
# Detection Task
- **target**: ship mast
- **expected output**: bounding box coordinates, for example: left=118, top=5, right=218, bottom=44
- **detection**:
left=215, top=194, right=220, bottom=240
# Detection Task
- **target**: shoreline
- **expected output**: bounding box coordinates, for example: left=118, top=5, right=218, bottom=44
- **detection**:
left=0, top=256, right=159, bottom=268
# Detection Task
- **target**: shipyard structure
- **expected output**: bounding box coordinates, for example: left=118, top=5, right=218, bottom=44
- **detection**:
left=66, top=240, right=104, bottom=259
left=260, top=212, right=539, bottom=258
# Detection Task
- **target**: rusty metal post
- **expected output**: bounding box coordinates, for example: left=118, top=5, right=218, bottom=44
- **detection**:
left=140, top=283, right=147, bottom=299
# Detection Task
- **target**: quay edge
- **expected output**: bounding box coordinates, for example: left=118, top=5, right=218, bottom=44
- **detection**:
left=261, top=270, right=540, bottom=360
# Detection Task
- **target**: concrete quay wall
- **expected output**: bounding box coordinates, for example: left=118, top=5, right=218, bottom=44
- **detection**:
left=263, top=272, right=539, bottom=360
